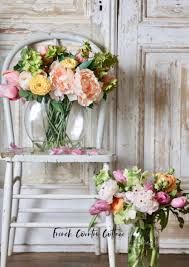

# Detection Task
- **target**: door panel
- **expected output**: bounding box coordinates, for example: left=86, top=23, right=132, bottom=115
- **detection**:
left=118, top=0, right=189, bottom=252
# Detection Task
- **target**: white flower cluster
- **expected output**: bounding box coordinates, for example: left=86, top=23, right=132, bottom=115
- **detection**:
left=125, top=185, right=159, bottom=215
left=98, top=180, right=118, bottom=204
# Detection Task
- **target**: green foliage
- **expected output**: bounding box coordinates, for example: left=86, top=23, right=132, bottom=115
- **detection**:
left=19, top=89, right=50, bottom=103
left=80, top=41, right=92, bottom=58
left=125, top=167, right=144, bottom=188
left=93, top=170, right=111, bottom=191
left=103, top=78, right=117, bottom=93
left=45, top=45, right=66, bottom=59
left=170, top=208, right=185, bottom=228
left=14, top=48, right=43, bottom=75
left=114, top=210, right=126, bottom=224
left=156, top=208, right=169, bottom=231
left=90, top=52, right=118, bottom=79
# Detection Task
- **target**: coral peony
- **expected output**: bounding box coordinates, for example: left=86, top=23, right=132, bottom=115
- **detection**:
left=111, top=197, right=124, bottom=214
left=74, top=68, right=103, bottom=107
left=171, top=196, right=187, bottom=208
left=155, top=173, right=177, bottom=193
left=50, top=62, right=74, bottom=95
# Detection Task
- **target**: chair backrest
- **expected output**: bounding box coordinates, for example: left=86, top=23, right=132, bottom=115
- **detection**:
left=1, top=33, right=107, bottom=149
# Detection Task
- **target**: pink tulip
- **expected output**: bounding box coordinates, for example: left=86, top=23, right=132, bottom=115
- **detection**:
left=50, top=148, right=64, bottom=155
left=3, top=70, right=20, bottom=85
left=113, top=169, right=127, bottom=184
left=89, top=200, right=111, bottom=215
left=71, top=148, right=84, bottom=155
left=156, top=191, right=170, bottom=205
left=171, top=196, right=187, bottom=208
left=86, top=149, right=98, bottom=155
left=0, top=84, right=19, bottom=100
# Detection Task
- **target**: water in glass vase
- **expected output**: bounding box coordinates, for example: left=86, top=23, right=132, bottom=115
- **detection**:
left=128, top=224, right=159, bottom=267
left=24, top=98, right=86, bottom=151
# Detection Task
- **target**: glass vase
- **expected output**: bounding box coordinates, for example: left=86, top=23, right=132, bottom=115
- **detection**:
left=128, top=224, right=159, bottom=267
left=24, top=99, right=86, bottom=150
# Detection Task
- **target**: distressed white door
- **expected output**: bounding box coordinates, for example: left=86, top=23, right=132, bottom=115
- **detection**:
left=117, top=0, right=189, bottom=253
left=0, top=0, right=117, bottom=253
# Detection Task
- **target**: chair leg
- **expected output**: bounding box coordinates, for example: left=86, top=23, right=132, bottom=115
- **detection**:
left=1, top=162, right=13, bottom=267
left=8, top=162, right=22, bottom=256
left=106, top=214, right=116, bottom=267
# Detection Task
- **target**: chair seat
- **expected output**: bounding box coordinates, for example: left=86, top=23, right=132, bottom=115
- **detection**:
left=0, top=148, right=116, bottom=163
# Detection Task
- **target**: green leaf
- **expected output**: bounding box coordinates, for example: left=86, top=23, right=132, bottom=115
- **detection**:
left=58, top=54, right=65, bottom=62
left=88, top=103, right=94, bottom=109
left=19, top=89, right=34, bottom=101
left=103, top=93, right=107, bottom=101
left=79, top=59, right=93, bottom=70
left=88, top=215, right=98, bottom=231
left=51, top=100, right=63, bottom=112
left=37, top=96, right=43, bottom=103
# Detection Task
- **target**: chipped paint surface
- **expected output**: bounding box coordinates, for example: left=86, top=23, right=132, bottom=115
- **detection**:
left=117, top=0, right=189, bottom=252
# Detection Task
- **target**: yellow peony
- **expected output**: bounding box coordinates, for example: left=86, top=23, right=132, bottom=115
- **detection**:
left=29, top=75, right=52, bottom=95
left=60, top=58, right=78, bottom=69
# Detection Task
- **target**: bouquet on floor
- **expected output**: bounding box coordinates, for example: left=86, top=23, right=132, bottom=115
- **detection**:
left=89, top=167, right=189, bottom=267
left=0, top=42, right=117, bottom=149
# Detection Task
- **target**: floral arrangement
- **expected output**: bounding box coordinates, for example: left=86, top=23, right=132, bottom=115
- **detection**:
left=0, top=42, right=117, bottom=149
left=89, top=167, right=189, bottom=267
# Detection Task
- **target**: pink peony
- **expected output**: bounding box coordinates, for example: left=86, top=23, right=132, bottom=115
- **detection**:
left=171, top=196, right=187, bottom=208
left=3, top=70, right=19, bottom=85
left=74, top=68, right=103, bottom=107
left=156, top=191, right=170, bottom=205
left=113, top=169, right=127, bottom=184
left=50, top=62, right=75, bottom=95
left=0, top=84, right=19, bottom=100
left=89, top=199, right=111, bottom=215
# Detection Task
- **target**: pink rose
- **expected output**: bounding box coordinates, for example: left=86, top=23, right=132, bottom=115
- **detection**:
left=89, top=200, right=111, bottom=215
left=0, top=84, right=19, bottom=100
left=171, top=196, right=187, bottom=208
left=50, top=62, right=74, bottom=95
left=74, top=68, right=103, bottom=107
left=156, top=191, right=170, bottom=205
left=36, top=45, right=48, bottom=56
left=3, top=70, right=19, bottom=85
left=113, top=169, right=127, bottom=184
left=75, top=51, right=87, bottom=63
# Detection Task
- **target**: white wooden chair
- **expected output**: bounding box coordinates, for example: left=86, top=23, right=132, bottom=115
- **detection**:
left=0, top=33, right=116, bottom=267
